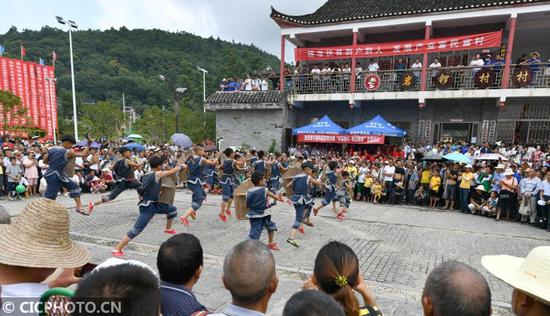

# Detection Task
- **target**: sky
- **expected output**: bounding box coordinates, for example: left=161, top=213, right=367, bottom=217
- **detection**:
left=0, top=0, right=327, bottom=62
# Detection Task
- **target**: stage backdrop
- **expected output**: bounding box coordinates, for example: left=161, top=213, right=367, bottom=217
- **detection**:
left=0, top=56, right=57, bottom=139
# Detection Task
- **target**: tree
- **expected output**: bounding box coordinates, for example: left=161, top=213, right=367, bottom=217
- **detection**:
left=0, top=90, right=26, bottom=136
left=135, top=106, right=175, bottom=144
left=80, top=101, right=126, bottom=140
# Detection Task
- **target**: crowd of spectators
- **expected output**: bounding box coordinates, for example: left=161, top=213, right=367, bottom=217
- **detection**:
left=219, top=74, right=271, bottom=92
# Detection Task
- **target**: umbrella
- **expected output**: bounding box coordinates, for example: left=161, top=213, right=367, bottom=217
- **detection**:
left=77, top=140, right=101, bottom=149
left=443, top=152, right=473, bottom=164
left=127, top=134, right=143, bottom=139
left=475, top=153, right=509, bottom=161
left=171, top=133, right=193, bottom=148
left=421, top=153, right=443, bottom=161
left=125, top=142, right=145, bottom=151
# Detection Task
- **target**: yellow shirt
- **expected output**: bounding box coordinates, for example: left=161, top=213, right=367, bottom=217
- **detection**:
left=459, top=172, right=474, bottom=189
left=430, top=176, right=441, bottom=191
left=364, top=177, right=373, bottom=188
left=345, top=165, right=358, bottom=178
left=420, top=170, right=431, bottom=184
left=371, top=183, right=382, bottom=194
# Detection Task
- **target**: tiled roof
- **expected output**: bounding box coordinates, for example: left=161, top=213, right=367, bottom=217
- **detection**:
left=205, top=91, right=285, bottom=104
left=271, top=0, right=550, bottom=26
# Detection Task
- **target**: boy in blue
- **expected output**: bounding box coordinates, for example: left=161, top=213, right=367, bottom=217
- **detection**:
left=252, top=150, right=266, bottom=173
left=269, top=152, right=287, bottom=194
left=313, top=161, right=340, bottom=216
left=286, top=162, right=322, bottom=248
left=219, top=148, right=244, bottom=223
left=112, top=156, right=185, bottom=258
left=43, top=135, right=90, bottom=215
left=180, top=145, right=218, bottom=226
left=246, top=171, right=283, bottom=251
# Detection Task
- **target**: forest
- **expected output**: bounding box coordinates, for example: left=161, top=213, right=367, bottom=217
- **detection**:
left=0, top=26, right=280, bottom=142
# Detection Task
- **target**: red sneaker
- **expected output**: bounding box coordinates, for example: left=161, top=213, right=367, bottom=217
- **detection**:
left=111, top=249, right=125, bottom=258
left=268, top=242, right=281, bottom=251
left=190, top=211, right=197, bottom=220
left=219, top=214, right=227, bottom=223
left=298, top=227, right=305, bottom=234
left=180, top=216, right=190, bottom=227
left=336, top=214, right=345, bottom=221
left=164, top=229, right=177, bottom=235
left=225, top=208, right=232, bottom=216
left=88, top=201, right=94, bottom=213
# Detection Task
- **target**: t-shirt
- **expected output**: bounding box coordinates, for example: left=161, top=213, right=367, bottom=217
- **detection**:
left=383, top=165, right=395, bottom=182
left=460, top=172, right=474, bottom=189
left=368, top=63, right=380, bottom=72
left=430, top=176, right=441, bottom=191
left=420, top=170, right=431, bottom=184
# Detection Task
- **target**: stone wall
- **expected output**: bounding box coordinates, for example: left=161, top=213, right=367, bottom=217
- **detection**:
left=216, top=108, right=285, bottom=151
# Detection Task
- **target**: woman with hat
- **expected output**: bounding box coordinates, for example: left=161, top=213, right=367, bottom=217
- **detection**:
left=458, top=164, right=474, bottom=213
left=468, top=185, right=488, bottom=215
left=0, top=199, right=90, bottom=298
left=497, top=168, right=519, bottom=221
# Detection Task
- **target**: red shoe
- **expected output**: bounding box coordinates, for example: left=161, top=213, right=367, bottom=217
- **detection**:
left=268, top=242, right=281, bottom=251
left=111, top=249, right=125, bottom=258
left=180, top=216, right=190, bottom=227
left=219, top=214, right=227, bottom=223
left=164, top=229, right=177, bottom=234
left=298, top=227, right=305, bottom=234
left=88, top=201, right=94, bottom=213
left=225, top=208, right=232, bottom=216
left=336, top=214, right=345, bottom=221
left=190, top=211, right=197, bottom=220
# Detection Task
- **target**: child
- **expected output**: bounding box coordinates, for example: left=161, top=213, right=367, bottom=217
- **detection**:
left=180, top=145, right=218, bottom=226
left=112, top=156, right=184, bottom=258
left=246, top=171, right=283, bottom=250
left=252, top=150, right=266, bottom=173
left=429, top=169, right=441, bottom=208
left=414, top=186, right=428, bottom=206
left=313, top=161, right=339, bottom=216
left=371, top=180, right=382, bottom=204
left=6, top=157, right=22, bottom=201
left=484, top=191, right=498, bottom=217
left=269, top=152, right=287, bottom=194
left=335, top=171, right=353, bottom=220
left=286, top=162, right=321, bottom=248
left=363, top=173, right=373, bottom=202
left=219, top=148, right=244, bottom=222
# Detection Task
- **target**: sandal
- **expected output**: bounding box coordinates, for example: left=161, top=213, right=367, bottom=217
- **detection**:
left=286, top=238, right=299, bottom=248
left=75, top=208, right=91, bottom=216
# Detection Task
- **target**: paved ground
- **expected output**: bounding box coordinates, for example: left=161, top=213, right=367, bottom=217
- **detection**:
left=5, top=190, right=550, bottom=315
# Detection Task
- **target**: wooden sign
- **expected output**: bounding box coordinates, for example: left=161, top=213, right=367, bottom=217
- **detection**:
left=474, top=68, right=495, bottom=88
left=435, top=70, right=453, bottom=89
left=400, top=72, right=416, bottom=90
left=282, top=166, right=301, bottom=197
left=512, top=67, right=532, bottom=88
left=234, top=179, right=254, bottom=220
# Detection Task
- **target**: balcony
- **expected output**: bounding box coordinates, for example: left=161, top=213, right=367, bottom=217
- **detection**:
left=286, top=63, right=550, bottom=96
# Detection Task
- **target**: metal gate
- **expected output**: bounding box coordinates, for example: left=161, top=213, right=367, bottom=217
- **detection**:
left=497, top=98, right=550, bottom=144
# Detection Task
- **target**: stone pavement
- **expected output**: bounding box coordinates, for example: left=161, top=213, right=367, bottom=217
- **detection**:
left=5, top=190, right=550, bottom=315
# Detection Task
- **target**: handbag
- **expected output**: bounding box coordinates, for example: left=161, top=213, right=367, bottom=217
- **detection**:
left=519, top=196, right=531, bottom=216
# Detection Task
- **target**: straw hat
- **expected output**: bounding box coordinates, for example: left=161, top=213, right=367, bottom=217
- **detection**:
left=0, top=199, right=90, bottom=268
left=482, top=247, right=550, bottom=305
left=503, top=168, right=515, bottom=176
left=495, top=164, right=505, bottom=170
left=476, top=185, right=486, bottom=192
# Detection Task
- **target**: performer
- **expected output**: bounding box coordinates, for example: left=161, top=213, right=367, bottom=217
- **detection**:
left=335, top=171, right=353, bottom=220
left=43, top=135, right=90, bottom=215
left=112, top=156, right=184, bottom=258
left=246, top=171, right=283, bottom=250
left=219, top=148, right=244, bottom=222
left=203, top=153, right=217, bottom=193
left=312, top=161, right=339, bottom=216
left=179, top=145, right=218, bottom=226
left=269, top=152, right=287, bottom=194
left=88, top=146, right=143, bottom=212
left=252, top=150, right=266, bottom=173
left=286, top=162, right=321, bottom=248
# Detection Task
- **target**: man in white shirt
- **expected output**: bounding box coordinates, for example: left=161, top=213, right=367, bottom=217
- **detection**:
left=470, top=53, right=485, bottom=75
left=411, top=58, right=423, bottom=79
left=368, top=59, right=380, bottom=72
left=429, top=58, right=442, bottom=79
left=383, top=160, right=396, bottom=187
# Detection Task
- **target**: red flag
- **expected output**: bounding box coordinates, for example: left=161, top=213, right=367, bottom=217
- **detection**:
left=20, top=45, right=26, bottom=60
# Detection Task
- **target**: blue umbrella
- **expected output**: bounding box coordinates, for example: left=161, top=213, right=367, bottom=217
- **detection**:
left=125, top=142, right=145, bottom=151
left=171, top=133, right=193, bottom=148
left=443, top=152, right=472, bottom=164
left=76, top=140, right=101, bottom=149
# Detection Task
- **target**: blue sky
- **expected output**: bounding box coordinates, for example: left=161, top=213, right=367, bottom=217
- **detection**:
left=0, top=0, right=326, bottom=61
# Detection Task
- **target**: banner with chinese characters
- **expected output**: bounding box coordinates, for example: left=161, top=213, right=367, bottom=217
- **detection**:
left=297, top=134, right=385, bottom=144
left=0, top=56, right=56, bottom=140
left=295, top=31, right=502, bottom=62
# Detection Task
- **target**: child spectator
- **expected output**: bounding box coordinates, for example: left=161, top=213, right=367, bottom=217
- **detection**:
left=371, top=180, right=382, bottom=204
left=485, top=191, right=499, bottom=217
left=246, top=171, right=283, bottom=251
left=429, top=169, right=441, bottom=208
left=415, top=186, right=428, bottom=206
left=6, top=157, right=22, bottom=200
left=363, top=173, right=373, bottom=202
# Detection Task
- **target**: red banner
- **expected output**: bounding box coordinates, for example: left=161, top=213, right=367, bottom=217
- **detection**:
left=295, top=31, right=502, bottom=62
left=0, top=56, right=56, bottom=139
left=297, top=134, right=385, bottom=144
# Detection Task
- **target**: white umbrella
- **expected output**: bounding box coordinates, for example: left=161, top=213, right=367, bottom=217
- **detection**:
left=475, top=153, right=509, bottom=161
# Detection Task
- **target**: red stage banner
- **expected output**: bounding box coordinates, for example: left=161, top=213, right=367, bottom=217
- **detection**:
left=0, top=56, right=56, bottom=139
left=297, top=134, right=385, bottom=144
left=295, top=31, right=502, bottom=62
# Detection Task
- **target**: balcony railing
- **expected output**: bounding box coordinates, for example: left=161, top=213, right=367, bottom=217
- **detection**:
left=286, top=63, right=550, bottom=95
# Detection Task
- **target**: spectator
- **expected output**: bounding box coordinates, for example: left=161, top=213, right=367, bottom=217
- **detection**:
left=516, top=53, right=528, bottom=67
left=303, top=241, right=381, bottom=316
left=414, top=185, right=428, bottom=206
left=459, top=164, right=474, bottom=213
left=283, top=290, right=345, bottom=316
left=468, top=185, right=488, bottom=215
left=470, top=53, right=485, bottom=75
left=484, top=54, right=493, bottom=66
left=394, top=58, right=406, bottom=85
left=367, top=59, right=379, bottom=72
left=429, top=58, right=442, bottom=80
left=0, top=205, right=10, bottom=224
left=492, top=54, right=505, bottom=72
left=73, top=258, right=160, bottom=316
left=411, top=58, right=423, bottom=80
left=6, top=156, right=22, bottom=200
left=23, top=152, right=38, bottom=196
left=482, top=247, right=550, bottom=316
left=261, top=78, right=269, bottom=91
left=422, top=261, right=491, bottom=316
left=157, top=233, right=207, bottom=316
left=211, top=240, right=277, bottom=316
left=0, top=199, right=90, bottom=298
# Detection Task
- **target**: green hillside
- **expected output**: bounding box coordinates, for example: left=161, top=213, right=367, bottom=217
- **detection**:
left=0, top=26, right=280, bottom=141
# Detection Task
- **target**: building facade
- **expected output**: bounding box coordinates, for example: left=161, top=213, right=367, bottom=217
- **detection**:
left=207, top=0, right=550, bottom=150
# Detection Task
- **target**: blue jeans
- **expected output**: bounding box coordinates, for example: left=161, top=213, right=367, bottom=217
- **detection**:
left=127, top=203, right=177, bottom=239
left=321, top=190, right=336, bottom=206
left=188, top=182, right=205, bottom=211
left=44, top=173, right=81, bottom=200
left=293, top=204, right=306, bottom=229
left=248, top=216, right=277, bottom=240
left=221, top=180, right=234, bottom=202
left=459, top=188, right=471, bottom=212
